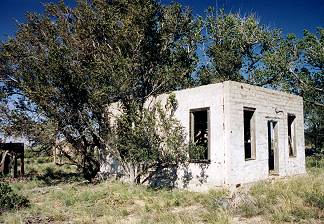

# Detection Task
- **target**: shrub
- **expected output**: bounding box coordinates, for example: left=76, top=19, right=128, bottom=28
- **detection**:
left=0, top=182, right=29, bottom=212
left=36, top=156, right=52, bottom=164
left=112, top=96, right=188, bottom=185
left=306, top=156, right=324, bottom=169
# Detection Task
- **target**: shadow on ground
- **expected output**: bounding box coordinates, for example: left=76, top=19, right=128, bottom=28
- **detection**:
left=35, top=166, right=84, bottom=185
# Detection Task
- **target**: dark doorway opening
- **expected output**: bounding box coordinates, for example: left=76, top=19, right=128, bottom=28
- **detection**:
left=288, top=114, right=296, bottom=157
left=268, top=121, right=278, bottom=174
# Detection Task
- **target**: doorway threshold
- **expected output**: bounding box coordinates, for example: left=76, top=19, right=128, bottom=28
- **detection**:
left=269, top=171, right=279, bottom=176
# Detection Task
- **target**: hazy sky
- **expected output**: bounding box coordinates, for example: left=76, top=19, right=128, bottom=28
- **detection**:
left=0, top=0, right=323, bottom=40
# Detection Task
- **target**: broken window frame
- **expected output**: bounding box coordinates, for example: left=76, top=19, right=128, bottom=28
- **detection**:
left=243, top=107, right=256, bottom=160
left=288, top=113, right=297, bottom=157
left=189, top=107, right=210, bottom=163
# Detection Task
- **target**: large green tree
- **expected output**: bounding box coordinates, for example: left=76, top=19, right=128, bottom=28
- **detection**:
left=296, top=29, right=324, bottom=152
left=200, top=10, right=323, bottom=152
left=199, top=9, right=281, bottom=85
left=0, top=0, right=201, bottom=180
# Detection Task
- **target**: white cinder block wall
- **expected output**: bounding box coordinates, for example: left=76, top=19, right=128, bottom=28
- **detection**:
left=101, top=81, right=306, bottom=191
left=171, top=81, right=305, bottom=190
left=223, top=81, right=306, bottom=186
left=167, top=83, right=226, bottom=190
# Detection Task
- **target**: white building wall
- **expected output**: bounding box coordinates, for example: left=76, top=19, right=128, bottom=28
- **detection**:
left=223, top=81, right=306, bottom=185
left=101, top=81, right=306, bottom=191
left=169, top=83, right=226, bottom=190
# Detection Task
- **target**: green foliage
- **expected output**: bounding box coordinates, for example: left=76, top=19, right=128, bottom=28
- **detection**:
left=112, top=96, right=188, bottom=183
left=200, top=9, right=281, bottom=84
left=0, top=182, right=29, bottom=212
left=0, top=0, right=201, bottom=180
left=0, top=111, right=57, bottom=155
left=188, top=142, right=208, bottom=161
left=305, top=101, right=324, bottom=154
left=293, top=29, right=324, bottom=152
left=306, top=156, right=324, bottom=176
left=201, top=9, right=323, bottom=151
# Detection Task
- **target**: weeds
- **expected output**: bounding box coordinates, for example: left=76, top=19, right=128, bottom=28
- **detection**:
left=0, top=182, right=29, bottom=212
left=245, top=169, right=323, bottom=222
left=0, top=157, right=323, bottom=223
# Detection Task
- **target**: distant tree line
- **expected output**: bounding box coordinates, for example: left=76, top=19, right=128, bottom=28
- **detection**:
left=0, top=0, right=322, bottom=181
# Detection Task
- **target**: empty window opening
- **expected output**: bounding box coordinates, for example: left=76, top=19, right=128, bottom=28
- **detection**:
left=288, top=114, right=296, bottom=157
left=189, top=108, right=209, bottom=161
left=244, top=107, right=256, bottom=160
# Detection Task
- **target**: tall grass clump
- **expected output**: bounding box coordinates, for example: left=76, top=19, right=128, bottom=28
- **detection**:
left=241, top=158, right=324, bottom=222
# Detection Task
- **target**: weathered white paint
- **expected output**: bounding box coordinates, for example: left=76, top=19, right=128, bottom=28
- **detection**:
left=101, top=81, right=306, bottom=191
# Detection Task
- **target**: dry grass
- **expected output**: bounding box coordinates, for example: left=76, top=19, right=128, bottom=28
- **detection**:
left=236, top=156, right=324, bottom=223
left=1, top=181, right=231, bottom=223
left=0, top=157, right=323, bottom=223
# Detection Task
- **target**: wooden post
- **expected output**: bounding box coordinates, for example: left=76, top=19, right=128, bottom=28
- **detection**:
left=13, top=153, right=18, bottom=178
left=53, top=145, right=56, bottom=164
left=21, top=145, right=25, bottom=176
left=20, top=156, right=25, bottom=176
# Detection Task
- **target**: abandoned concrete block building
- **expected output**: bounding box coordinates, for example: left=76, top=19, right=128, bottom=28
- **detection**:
left=102, top=81, right=306, bottom=191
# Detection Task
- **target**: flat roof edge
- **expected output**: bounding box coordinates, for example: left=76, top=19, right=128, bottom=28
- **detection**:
left=163, top=81, right=302, bottom=100
left=223, top=81, right=303, bottom=99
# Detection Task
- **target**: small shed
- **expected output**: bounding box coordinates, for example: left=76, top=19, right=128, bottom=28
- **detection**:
left=0, top=143, right=25, bottom=177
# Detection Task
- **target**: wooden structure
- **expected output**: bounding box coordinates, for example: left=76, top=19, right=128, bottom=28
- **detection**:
left=0, top=143, right=25, bottom=177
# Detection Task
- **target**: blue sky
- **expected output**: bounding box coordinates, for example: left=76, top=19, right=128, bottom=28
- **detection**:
left=0, top=0, right=323, bottom=40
